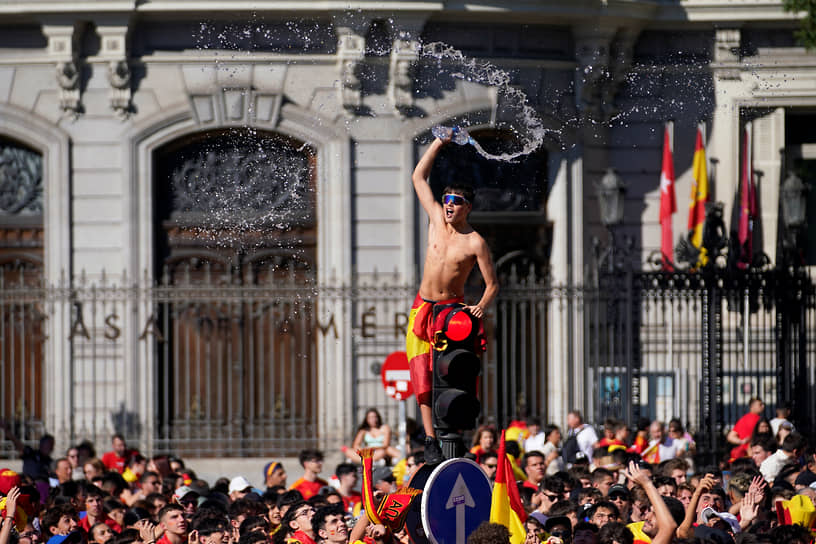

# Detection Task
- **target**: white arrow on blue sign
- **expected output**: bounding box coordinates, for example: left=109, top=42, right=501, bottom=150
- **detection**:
left=421, top=458, right=492, bottom=544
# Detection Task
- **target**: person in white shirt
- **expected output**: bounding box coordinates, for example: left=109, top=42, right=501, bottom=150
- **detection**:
left=760, top=432, right=805, bottom=483
left=566, top=410, right=599, bottom=463
left=770, top=403, right=795, bottom=436
left=524, top=417, right=547, bottom=453
left=539, top=424, right=565, bottom=475
left=646, top=421, right=680, bottom=461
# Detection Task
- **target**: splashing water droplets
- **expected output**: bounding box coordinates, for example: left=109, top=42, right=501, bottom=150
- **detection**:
left=418, top=42, right=553, bottom=162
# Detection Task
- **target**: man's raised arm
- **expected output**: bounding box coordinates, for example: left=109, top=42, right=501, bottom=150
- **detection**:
left=412, top=138, right=447, bottom=218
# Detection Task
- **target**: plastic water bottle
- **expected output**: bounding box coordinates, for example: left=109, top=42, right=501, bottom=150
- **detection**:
left=431, top=125, right=475, bottom=146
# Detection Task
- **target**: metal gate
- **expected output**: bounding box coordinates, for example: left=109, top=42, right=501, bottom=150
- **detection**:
left=585, top=264, right=816, bottom=464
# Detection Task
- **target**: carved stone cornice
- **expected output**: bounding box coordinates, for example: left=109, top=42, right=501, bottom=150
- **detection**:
left=42, top=22, right=83, bottom=120
left=387, top=17, right=426, bottom=114
left=96, top=20, right=132, bottom=119
left=333, top=15, right=369, bottom=112
left=712, top=27, right=742, bottom=80
left=388, top=37, right=420, bottom=113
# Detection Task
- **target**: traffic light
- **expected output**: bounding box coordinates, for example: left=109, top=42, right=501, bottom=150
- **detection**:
left=431, top=304, right=482, bottom=432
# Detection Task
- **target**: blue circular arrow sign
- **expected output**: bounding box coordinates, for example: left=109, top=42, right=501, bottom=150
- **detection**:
left=421, top=458, right=492, bottom=544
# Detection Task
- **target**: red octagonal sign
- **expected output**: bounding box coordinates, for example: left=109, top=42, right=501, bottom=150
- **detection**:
left=381, top=351, right=413, bottom=401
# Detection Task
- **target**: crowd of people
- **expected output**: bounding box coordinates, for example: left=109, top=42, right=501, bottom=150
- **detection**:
left=0, top=398, right=815, bottom=544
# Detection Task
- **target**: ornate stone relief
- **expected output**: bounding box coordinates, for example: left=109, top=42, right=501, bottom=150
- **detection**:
left=43, top=24, right=83, bottom=119
left=55, top=60, right=81, bottom=119
left=713, top=28, right=742, bottom=80
left=0, top=142, right=43, bottom=216
left=98, top=24, right=132, bottom=119
left=388, top=37, right=419, bottom=112
left=336, top=27, right=366, bottom=111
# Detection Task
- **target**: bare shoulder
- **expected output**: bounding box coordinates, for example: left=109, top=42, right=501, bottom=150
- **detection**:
left=467, top=229, right=489, bottom=253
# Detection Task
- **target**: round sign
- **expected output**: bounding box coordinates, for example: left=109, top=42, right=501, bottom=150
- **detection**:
left=420, top=458, right=492, bottom=544
left=381, top=351, right=413, bottom=400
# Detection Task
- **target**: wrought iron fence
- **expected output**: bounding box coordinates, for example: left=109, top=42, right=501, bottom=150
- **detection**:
left=1, top=265, right=814, bottom=459
left=585, top=266, right=816, bottom=464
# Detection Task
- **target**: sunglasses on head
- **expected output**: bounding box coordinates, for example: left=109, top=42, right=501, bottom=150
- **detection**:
left=443, top=194, right=470, bottom=206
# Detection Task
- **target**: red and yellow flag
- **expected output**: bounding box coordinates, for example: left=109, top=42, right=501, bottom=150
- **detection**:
left=659, top=124, right=677, bottom=271
left=490, top=431, right=527, bottom=544
left=358, top=449, right=421, bottom=533
left=688, top=126, right=709, bottom=265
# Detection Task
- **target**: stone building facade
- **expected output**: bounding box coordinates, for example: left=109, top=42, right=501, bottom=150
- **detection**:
left=0, top=0, right=814, bottom=456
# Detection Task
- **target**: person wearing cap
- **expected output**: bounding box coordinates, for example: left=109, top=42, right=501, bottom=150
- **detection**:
left=173, top=486, right=200, bottom=518
left=544, top=516, right=572, bottom=543
left=156, top=504, right=187, bottom=544
left=290, top=450, right=327, bottom=501
left=371, top=466, right=396, bottom=495
left=264, top=462, right=287, bottom=491
left=228, top=477, right=253, bottom=502
left=608, top=485, right=632, bottom=522
left=699, top=507, right=740, bottom=536
left=675, top=472, right=723, bottom=539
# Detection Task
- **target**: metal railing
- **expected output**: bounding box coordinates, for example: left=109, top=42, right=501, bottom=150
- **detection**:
left=1, top=265, right=814, bottom=459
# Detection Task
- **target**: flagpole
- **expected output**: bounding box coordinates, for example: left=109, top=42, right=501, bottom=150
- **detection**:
left=743, top=122, right=752, bottom=369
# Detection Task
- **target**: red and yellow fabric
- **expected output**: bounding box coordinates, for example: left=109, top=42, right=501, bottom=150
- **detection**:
left=490, top=431, right=527, bottom=544
left=0, top=496, right=28, bottom=532
left=289, top=477, right=328, bottom=501
left=627, top=521, right=651, bottom=544
left=286, top=530, right=317, bottom=544
left=688, top=126, right=709, bottom=266
left=776, top=494, right=816, bottom=533
left=358, top=449, right=421, bottom=534
left=641, top=442, right=660, bottom=465
left=405, top=293, right=464, bottom=405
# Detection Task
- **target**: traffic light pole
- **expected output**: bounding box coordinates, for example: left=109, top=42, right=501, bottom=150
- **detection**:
left=431, top=304, right=483, bottom=462
left=439, top=431, right=466, bottom=460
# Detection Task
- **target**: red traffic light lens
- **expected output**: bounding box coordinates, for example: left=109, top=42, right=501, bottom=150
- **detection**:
left=446, top=310, right=473, bottom=342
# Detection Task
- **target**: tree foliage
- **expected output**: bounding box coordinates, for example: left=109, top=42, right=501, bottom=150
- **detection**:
left=783, top=0, right=816, bottom=49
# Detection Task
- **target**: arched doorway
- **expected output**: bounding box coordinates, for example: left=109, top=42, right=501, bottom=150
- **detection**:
left=151, top=128, right=318, bottom=455
left=0, top=136, right=45, bottom=438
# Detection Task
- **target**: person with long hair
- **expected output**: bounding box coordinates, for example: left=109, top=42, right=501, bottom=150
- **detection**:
left=469, top=425, right=497, bottom=464
left=341, top=408, right=401, bottom=464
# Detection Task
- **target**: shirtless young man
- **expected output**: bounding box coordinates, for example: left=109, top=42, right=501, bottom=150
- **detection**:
left=406, top=135, right=498, bottom=464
